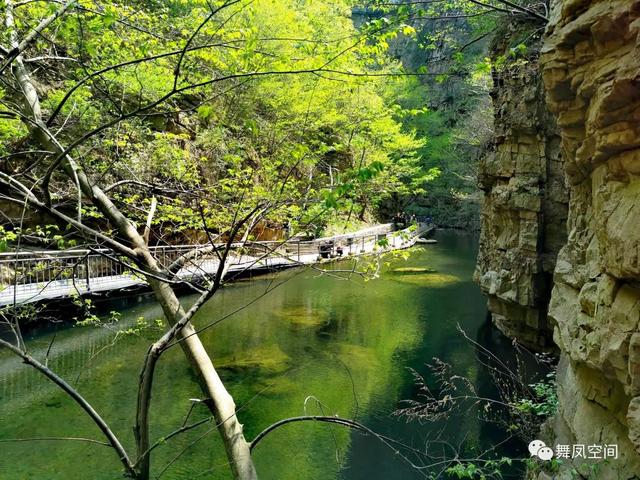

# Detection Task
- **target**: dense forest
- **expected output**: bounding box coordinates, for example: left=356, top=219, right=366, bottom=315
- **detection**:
left=0, top=0, right=503, bottom=250
left=0, top=0, right=424, bottom=248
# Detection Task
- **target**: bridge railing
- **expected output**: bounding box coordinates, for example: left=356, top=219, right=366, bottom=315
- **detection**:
left=0, top=249, right=145, bottom=299
left=0, top=222, right=430, bottom=304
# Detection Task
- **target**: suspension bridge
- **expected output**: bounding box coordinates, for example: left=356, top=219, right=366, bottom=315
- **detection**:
left=0, top=223, right=434, bottom=307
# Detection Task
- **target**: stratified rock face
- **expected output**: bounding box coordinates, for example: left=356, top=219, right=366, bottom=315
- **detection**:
left=475, top=27, right=568, bottom=350
left=541, top=0, right=640, bottom=476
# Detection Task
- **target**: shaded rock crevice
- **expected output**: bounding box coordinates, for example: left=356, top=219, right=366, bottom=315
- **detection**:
left=475, top=22, right=568, bottom=350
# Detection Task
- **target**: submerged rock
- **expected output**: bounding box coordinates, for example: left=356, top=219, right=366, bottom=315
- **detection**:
left=391, top=267, right=437, bottom=273
left=216, top=345, right=291, bottom=374
left=390, top=272, right=460, bottom=287
left=274, top=305, right=329, bottom=329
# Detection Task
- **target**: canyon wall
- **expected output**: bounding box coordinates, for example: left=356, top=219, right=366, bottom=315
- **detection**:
left=475, top=25, right=568, bottom=350
left=477, top=3, right=640, bottom=475
left=540, top=0, right=640, bottom=477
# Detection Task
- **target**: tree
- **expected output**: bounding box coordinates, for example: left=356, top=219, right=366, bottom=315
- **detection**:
left=352, top=0, right=548, bottom=227
left=0, top=1, right=429, bottom=478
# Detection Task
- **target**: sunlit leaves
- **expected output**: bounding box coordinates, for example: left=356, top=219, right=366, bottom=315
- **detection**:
left=1, top=0, right=440, bottom=242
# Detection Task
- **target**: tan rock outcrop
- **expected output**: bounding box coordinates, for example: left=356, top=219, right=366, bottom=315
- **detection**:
left=541, top=0, right=640, bottom=477
left=475, top=25, right=568, bottom=350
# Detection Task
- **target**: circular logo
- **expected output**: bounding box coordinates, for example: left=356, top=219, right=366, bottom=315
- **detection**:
left=528, top=439, right=546, bottom=457
left=537, top=446, right=554, bottom=461
left=528, top=440, right=554, bottom=460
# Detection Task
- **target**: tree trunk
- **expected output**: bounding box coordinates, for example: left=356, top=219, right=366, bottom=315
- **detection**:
left=5, top=5, right=257, bottom=474
left=149, top=280, right=257, bottom=480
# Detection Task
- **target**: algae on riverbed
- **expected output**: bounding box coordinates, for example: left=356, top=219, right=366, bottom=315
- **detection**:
left=389, top=267, right=460, bottom=287
left=391, top=267, right=437, bottom=274
left=274, top=304, right=329, bottom=329
left=216, top=344, right=291, bottom=374
left=391, top=272, right=460, bottom=287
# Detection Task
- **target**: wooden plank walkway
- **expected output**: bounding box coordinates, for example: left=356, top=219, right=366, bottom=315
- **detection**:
left=0, top=223, right=434, bottom=306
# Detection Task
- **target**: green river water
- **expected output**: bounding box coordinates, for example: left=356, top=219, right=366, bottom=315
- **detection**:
left=0, top=231, right=529, bottom=479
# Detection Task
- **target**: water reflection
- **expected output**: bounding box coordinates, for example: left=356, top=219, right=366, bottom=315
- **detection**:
left=0, top=231, right=528, bottom=480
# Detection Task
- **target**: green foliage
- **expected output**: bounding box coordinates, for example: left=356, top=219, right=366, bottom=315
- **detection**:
left=481, top=44, right=531, bottom=73
left=0, top=225, right=77, bottom=251
left=445, top=457, right=513, bottom=480
left=71, top=296, right=103, bottom=326
left=512, top=371, right=558, bottom=418
left=72, top=294, right=163, bottom=337
left=118, top=316, right=165, bottom=337
left=1, top=0, right=439, bottom=239
left=355, top=1, right=495, bottom=227
left=354, top=0, right=545, bottom=229
left=0, top=117, right=28, bottom=156
left=0, top=303, right=41, bottom=325
left=0, top=226, right=18, bottom=252
left=447, top=462, right=482, bottom=479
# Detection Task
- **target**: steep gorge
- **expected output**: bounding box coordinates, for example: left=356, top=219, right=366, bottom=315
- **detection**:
left=475, top=22, right=568, bottom=351
left=477, top=0, right=640, bottom=477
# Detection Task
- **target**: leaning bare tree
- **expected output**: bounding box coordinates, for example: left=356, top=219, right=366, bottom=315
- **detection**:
left=0, top=1, right=287, bottom=477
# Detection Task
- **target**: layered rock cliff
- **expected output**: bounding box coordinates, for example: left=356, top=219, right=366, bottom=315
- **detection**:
left=540, top=0, right=640, bottom=477
left=475, top=25, right=568, bottom=350
left=477, top=1, right=640, bottom=475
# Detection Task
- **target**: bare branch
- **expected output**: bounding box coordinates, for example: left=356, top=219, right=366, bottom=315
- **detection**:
left=0, top=338, right=136, bottom=477
left=0, top=436, right=110, bottom=447
left=0, top=0, right=77, bottom=73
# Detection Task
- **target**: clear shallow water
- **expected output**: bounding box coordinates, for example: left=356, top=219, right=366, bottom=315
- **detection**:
left=0, top=230, right=526, bottom=479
